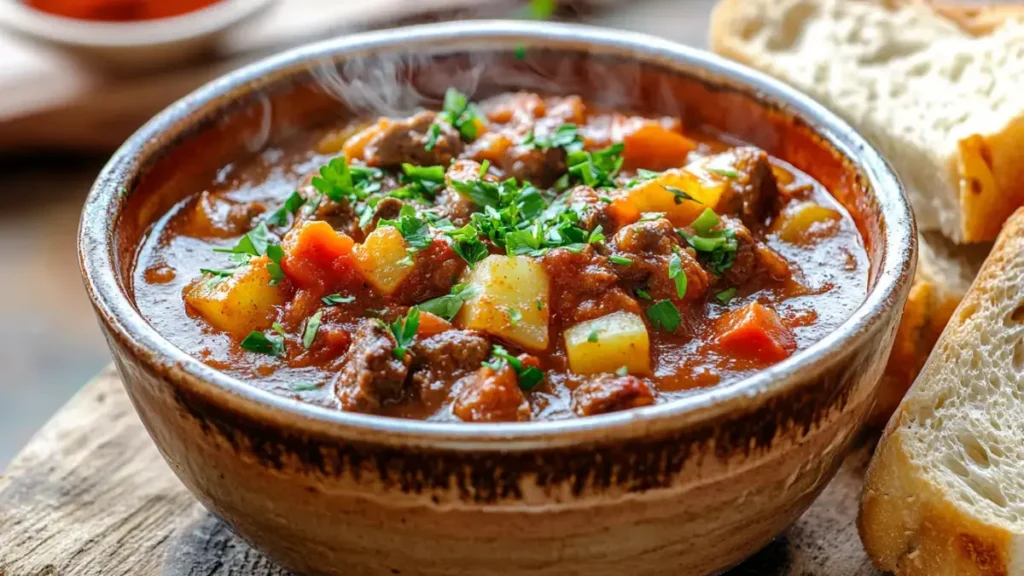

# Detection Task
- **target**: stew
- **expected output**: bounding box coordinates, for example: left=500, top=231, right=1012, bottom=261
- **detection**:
left=134, top=89, right=868, bottom=422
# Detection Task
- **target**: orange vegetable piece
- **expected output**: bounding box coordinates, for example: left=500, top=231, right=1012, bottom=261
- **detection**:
left=281, top=221, right=356, bottom=292
left=616, top=116, right=696, bottom=171
left=417, top=311, right=452, bottom=338
left=607, top=198, right=641, bottom=227
left=714, top=302, right=797, bottom=364
left=342, top=119, right=386, bottom=161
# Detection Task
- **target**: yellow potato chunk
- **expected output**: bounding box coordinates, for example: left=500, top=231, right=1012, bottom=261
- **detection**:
left=772, top=202, right=842, bottom=244
left=625, top=155, right=734, bottom=226
left=353, top=226, right=414, bottom=295
left=185, top=260, right=287, bottom=337
left=564, top=311, right=651, bottom=376
left=455, top=255, right=550, bottom=351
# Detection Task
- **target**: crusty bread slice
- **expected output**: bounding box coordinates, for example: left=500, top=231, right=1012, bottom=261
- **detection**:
left=860, top=208, right=1024, bottom=576
left=871, top=231, right=988, bottom=423
left=710, top=0, right=1024, bottom=244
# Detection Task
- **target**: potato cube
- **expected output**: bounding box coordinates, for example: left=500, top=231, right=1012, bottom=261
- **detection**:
left=564, top=311, right=650, bottom=375
left=625, top=161, right=729, bottom=226
left=455, top=255, right=550, bottom=351
left=353, top=226, right=414, bottom=295
left=771, top=202, right=842, bottom=244
left=185, top=259, right=288, bottom=337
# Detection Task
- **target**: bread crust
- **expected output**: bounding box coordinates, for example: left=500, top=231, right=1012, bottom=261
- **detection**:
left=709, top=0, right=1024, bottom=244
left=860, top=208, right=1024, bottom=576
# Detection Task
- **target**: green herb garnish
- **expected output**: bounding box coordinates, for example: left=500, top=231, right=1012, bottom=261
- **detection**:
left=587, top=328, right=600, bottom=343
left=709, top=167, right=739, bottom=179
left=322, top=293, right=356, bottom=306
left=437, top=88, right=483, bottom=141
left=484, top=344, right=544, bottom=391
left=289, top=381, right=322, bottom=392
left=664, top=185, right=698, bottom=205
left=636, top=289, right=652, bottom=300
left=265, top=191, right=305, bottom=227
left=667, top=253, right=688, bottom=299
left=566, top=143, right=624, bottom=189
left=506, top=307, right=523, bottom=325
left=715, top=287, right=737, bottom=304
left=609, top=255, right=632, bottom=266
left=266, top=244, right=285, bottom=286
left=615, top=366, right=629, bottom=377
left=388, top=307, right=420, bottom=360
left=417, top=283, right=481, bottom=321
left=377, top=205, right=433, bottom=264
left=647, top=300, right=682, bottom=332
left=302, top=310, right=322, bottom=349
left=679, top=208, right=737, bottom=275
left=240, top=330, right=284, bottom=357
left=522, top=123, right=584, bottom=153
left=200, top=268, right=235, bottom=278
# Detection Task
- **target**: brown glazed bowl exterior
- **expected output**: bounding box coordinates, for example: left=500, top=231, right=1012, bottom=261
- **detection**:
left=79, top=21, right=915, bottom=576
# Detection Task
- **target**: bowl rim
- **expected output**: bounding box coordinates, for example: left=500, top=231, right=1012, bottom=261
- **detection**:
left=79, top=20, right=916, bottom=449
left=0, top=0, right=272, bottom=48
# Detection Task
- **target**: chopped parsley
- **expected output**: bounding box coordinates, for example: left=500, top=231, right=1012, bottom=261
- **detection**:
left=664, top=185, right=698, bottom=205
left=214, top=221, right=270, bottom=260
left=322, top=293, right=356, bottom=306
left=377, top=205, right=433, bottom=265
left=587, top=328, right=600, bottom=343
left=302, top=310, right=322, bottom=349
left=387, top=307, right=420, bottom=360
left=625, top=168, right=662, bottom=188
left=709, top=167, right=739, bottom=179
left=289, top=381, right=322, bottom=392
left=424, top=123, right=441, bottom=152
left=647, top=300, right=682, bottom=332
left=667, top=253, right=688, bottom=299
left=565, top=143, right=624, bottom=189
left=266, top=244, right=285, bottom=286
left=447, top=225, right=490, bottom=266
left=523, top=124, right=584, bottom=153
left=506, top=307, right=523, bottom=325
left=609, top=255, right=632, bottom=266
left=265, top=191, right=305, bottom=227
left=635, top=288, right=652, bottom=300
left=240, top=330, right=284, bottom=357
left=437, top=88, right=483, bottom=142
left=478, top=160, right=490, bottom=178
left=536, top=298, right=544, bottom=310
left=391, top=163, right=446, bottom=201
left=200, top=268, right=235, bottom=278
left=417, top=283, right=481, bottom=321
left=483, top=344, right=544, bottom=391
left=311, top=155, right=381, bottom=205
left=715, top=287, right=737, bottom=304
left=615, top=366, right=629, bottom=377
left=678, top=208, right=737, bottom=276
left=639, top=212, right=667, bottom=222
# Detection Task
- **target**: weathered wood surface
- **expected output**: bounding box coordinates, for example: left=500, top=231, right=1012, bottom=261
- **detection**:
left=0, top=367, right=883, bottom=576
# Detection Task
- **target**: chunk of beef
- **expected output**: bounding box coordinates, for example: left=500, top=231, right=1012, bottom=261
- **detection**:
left=295, top=179, right=362, bottom=239
left=452, top=366, right=530, bottom=422
left=335, top=320, right=409, bottom=414
left=183, top=191, right=266, bottom=238
left=440, top=159, right=487, bottom=226
left=542, top=246, right=639, bottom=325
left=393, top=236, right=467, bottom=305
left=716, top=216, right=791, bottom=286
left=714, top=147, right=780, bottom=227
left=500, top=144, right=566, bottom=188
left=567, top=186, right=616, bottom=233
left=360, top=197, right=404, bottom=236
left=408, top=330, right=492, bottom=408
left=611, top=219, right=710, bottom=304
left=362, top=111, right=464, bottom=167
left=572, top=375, right=655, bottom=417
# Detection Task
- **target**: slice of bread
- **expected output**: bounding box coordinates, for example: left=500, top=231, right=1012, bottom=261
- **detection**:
left=710, top=0, right=1024, bottom=244
left=859, top=208, right=1024, bottom=576
left=871, top=231, right=988, bottom=423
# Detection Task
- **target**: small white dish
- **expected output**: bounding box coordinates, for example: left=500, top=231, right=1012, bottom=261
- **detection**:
left=0, top=0, right=273, bottom=71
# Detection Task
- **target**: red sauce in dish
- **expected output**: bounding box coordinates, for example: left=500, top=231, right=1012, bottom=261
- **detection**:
left=25, top=0, right=221, bottom=21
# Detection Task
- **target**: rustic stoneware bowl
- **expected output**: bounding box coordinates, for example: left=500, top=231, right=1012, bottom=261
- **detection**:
left=79, top=21, right=915, bottom=576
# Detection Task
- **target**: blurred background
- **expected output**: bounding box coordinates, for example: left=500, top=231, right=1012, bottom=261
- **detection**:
left=0, top=0, right=716, bottom=467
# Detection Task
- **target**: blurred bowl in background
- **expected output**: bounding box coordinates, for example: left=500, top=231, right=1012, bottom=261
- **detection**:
left=0, top=0, right=273, bottom=71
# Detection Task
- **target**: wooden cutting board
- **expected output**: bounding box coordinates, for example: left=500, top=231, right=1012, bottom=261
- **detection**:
left=0, top=367, right=883, bottom=576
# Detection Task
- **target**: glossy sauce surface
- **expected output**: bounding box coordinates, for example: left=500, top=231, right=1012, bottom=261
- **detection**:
left=134, top=91, right=868, bottom=422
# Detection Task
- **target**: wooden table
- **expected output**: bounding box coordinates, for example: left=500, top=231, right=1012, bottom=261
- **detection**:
left=0, top=367, right=883, bottom=575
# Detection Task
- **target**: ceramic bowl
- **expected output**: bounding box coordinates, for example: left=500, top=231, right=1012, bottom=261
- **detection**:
left=79, top=21, right=915, bottom=576
left=0, top=0, right=272, bottom=70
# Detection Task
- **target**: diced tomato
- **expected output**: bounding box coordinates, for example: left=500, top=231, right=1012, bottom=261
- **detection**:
left=714, top=302, right=797, bottom=364
left=417, top=311, right=452, bottom=338
left=281, top=221, right=357, bottom=292
left=616, top=116, right=696, bottom=171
